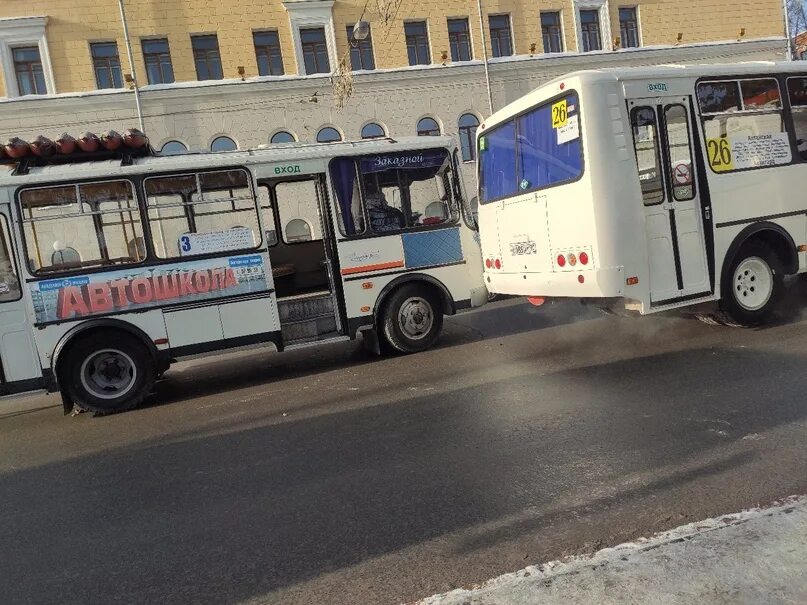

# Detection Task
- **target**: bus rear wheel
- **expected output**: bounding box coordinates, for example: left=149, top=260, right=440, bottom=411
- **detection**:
left=62, top=332, right=155, bottom=414
left=380, top=284, right=443, bottom=354
left=719, top=242, right=783, bottom=327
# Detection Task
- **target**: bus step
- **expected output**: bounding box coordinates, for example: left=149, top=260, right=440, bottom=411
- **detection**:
left=282, top=315, right=338, bottom=342
left=278, top=295, right=334, bottom=323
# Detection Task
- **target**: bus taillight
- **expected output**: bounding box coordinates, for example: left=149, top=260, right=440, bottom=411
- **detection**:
left=579, top=252, right=589, bottom=265
left=494, top=259, right=501, bottom=270
left=556, top=254, right=566, bottom=268
left=485, top=258, right=492, bottom=269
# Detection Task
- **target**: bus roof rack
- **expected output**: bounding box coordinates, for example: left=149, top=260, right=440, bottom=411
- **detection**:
left=8, top=146, right=155, bottom=176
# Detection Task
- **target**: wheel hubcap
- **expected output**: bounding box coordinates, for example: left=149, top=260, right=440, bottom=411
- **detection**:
left=733, top=256, right=773, bottom=312
left=398, top=297, right=434, bottom=340
left=80, top=349, right=137, bottom=400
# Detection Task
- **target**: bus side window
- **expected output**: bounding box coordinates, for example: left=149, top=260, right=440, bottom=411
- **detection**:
left=0, top=216, right=21, bottom=302
left=787, top=77, right=807, bottom=160
left=630, top=106, right=664, bottom=205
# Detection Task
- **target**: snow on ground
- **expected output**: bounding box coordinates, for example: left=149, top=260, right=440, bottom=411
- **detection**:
left=417, top=496, right=807, bottom=605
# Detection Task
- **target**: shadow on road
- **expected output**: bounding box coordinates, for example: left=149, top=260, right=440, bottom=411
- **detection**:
left=2, top=344, right=806, bottom=605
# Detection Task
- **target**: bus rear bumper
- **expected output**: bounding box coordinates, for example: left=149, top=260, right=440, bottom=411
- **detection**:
left=486, top=266, right=625, bottom=298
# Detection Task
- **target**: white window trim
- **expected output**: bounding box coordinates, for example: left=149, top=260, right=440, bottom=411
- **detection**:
left=282, top=0, right=337, bottom=76
left=0, top=16, right=55, bottom=97
left=573, top=0, right=612, bottom=53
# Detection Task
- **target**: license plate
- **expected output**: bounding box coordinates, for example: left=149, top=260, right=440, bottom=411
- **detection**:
left=510, top=241, right=537, bottom=256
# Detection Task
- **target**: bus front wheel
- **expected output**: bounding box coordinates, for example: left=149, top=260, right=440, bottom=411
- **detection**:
left=719, top=242, right=783, bottom=327
left=380, top=284, right=443, bottom=354
left=61, top=332, right=155, bottom=414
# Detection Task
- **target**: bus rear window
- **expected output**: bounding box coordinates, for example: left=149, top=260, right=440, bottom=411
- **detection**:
left=479, top=93, right=583, bottom=203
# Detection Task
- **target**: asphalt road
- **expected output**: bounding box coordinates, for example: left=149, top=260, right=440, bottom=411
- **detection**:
left=2, top=297, right=807, bottom=605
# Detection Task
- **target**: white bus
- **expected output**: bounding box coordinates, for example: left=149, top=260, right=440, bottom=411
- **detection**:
left=0, top=136, right=486, bottom=413
left=477, top=62, right=807, bottom=327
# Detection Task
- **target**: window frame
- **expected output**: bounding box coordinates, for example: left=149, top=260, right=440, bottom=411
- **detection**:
left=629, top=106, right=665, bottom=207
left=191, top=34, right=224, bottom=81
left=361, top=123, right=386, bottom=139
left=17, top=178, right=148, bottom=277
left=786, top=75, right=807, bottom=161
left=663, top=103, right=697, bottom=202
left=270, top=130, right=297, bottom=144
left=143, top=168, right=263, bottom=261
left=328, top=150, right=461, bottom=241
left=90, top=41, right=123, bottom=89
left=618, top=7, right=641, bottom=48
left=696, top=75, right=796, bottom=175
left=12, top=46, right=46, bottom=95
left=142, top=38, right=175, bottom=85
left=447, top=18, right=472, bottom=62
left=300, top=27, right=331, bottom=74
left=346, top=24, right=376, bottom=71
left=261, top=179, right=324, bottom=246
left=540, top=11, right=564, bottom=54
left=253, top=30, right=285, bottom=76
left=458, top=113, right=481, bottom=162
left=579, top=9, right=603, bottom=52
left=404, top=21, right=431, bottom=66
left=488, top=14, right=514, bottom=58
left=417, top=117, right=441, bottom=136
left=317, top=126, right=343, bottom=143
left=477, top=90, right=585, bottom=205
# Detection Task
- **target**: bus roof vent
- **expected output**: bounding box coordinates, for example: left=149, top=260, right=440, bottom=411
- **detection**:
left=2, top=129, right=153, bottom=176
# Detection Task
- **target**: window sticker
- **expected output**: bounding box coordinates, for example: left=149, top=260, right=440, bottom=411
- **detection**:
left=557, top=114, right=580, bottom=145
left=707, top=132, right=791, bottom=172
left=551, top=99, right=568, bottom=128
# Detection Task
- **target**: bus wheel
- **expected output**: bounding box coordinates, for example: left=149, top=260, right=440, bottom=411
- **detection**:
left=719, top=242, right=783, bottom=327
left=381, top=284, right=443, bottom=354
left=62, top=333, right=155, bottom=414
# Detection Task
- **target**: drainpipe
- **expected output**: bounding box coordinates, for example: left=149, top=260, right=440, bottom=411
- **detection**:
left=118, top=0, right=146, bottom=132
left=476, top=0, right=494, bottom=115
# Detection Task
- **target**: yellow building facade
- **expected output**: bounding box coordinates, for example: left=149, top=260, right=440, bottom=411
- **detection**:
left=0, top=0, right=786, bottom=98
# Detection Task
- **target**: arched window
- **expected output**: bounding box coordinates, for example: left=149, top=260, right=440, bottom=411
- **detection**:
left=270, top=131, right=296, bottom=144
left=361, top=122, right=386, bottom=139
left=417, top=117, right=441, bottom=136
left=458, top=113, right=480, bottom=161
left=159, top=140, right=188, bottom=155
left=316, top=127, right=342, bottom=143
left=211, top=136, right=237, bottom=152
left=285, top=219, right=312, bottom=243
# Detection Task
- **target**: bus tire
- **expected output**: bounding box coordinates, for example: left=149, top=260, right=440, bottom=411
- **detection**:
left=380, top=283, right=443, bottom=354
left=61, top=332, right=155, bottom=414
left=719, top=242, right=783, bottom=327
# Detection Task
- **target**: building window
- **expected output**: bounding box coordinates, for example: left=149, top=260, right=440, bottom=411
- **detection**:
left=253, top=31, right=284, bottom=76
left=270, top=131, right=296, bottom=144
left=448, top=18, right=472, bottom=62
left=417, top=117, right=441, bottom=136
left=361, top=123, right=386, bottom=139
left=347, top=24, right=375, bottom=71
left=405, top=21, right=431, bottom=66
left=579, top=10, right=602, bottom=52
left=159, top=141, right=188, bottom=155
left=619, top=8, right=640, bottom=48
left=300, top=27, right=331, bottom=74
left=317, top=127, right=342, bottom=143
left=489, top=15, right=513, bottom=58
left=458, top=113, right=480, bottom=161
left=91, top=42, right=122, bottom=89
left=192, top=35, right=223, bottom=80
left=541, top=12, right=564, bottom=53
left=142, top=38, right=174, bottom=84
left=13, top=47, right=46, bottom=95
left=211, top=136, right=237, bottom=152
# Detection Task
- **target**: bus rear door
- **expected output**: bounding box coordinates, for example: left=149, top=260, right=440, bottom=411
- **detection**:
left=629, top=97, right=711, bottom=305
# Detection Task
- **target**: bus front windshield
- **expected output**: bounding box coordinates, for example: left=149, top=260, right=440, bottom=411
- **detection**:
left=479, top=93, right=583, bottom=204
